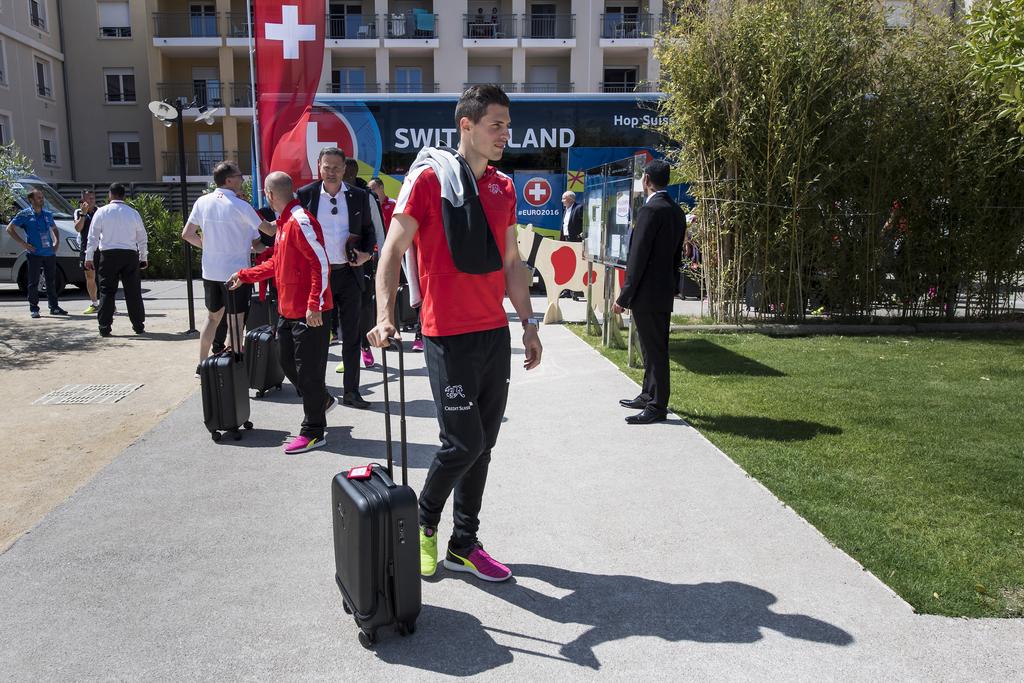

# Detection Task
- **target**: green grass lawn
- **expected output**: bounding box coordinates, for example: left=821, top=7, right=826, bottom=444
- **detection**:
left=570, top=326, right=1024, bottom=618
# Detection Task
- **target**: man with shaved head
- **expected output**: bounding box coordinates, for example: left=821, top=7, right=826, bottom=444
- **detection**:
left=228, top=172, right=336, bottom=453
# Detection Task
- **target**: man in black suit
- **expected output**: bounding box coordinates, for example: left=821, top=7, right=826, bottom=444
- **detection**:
left=297, top=146, right=377, bottom=409
left=560, top=191, right=583, bottom=242
left=612, top=159, right=686, bottom=424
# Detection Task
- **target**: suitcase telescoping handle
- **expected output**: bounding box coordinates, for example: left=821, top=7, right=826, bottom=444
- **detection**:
left=380, top=337, right=407, bottom=486
left=223, top=280, right=242, bottom=362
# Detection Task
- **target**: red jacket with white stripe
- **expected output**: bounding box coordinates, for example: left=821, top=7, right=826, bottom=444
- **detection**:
left=238, top=200, right=332, bottom=319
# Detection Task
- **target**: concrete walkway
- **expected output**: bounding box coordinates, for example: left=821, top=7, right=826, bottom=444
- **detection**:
left=1, top=297, right=1022, bottom=682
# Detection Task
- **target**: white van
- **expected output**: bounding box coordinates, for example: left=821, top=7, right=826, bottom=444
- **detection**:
left=0, top=176, right=85, bottom=295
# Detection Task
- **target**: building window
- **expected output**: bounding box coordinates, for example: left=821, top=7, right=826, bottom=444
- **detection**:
left=104, top=68, right=136, bottom=103
left=0, top=112, right=12, bottom=145
left=0, top=39, right=6, bottom=85
left=394, top=68, right=421, bottom=94
left=603, top=67, right=637, bottom=93
left=189, top=3, right=217, bottom=38
left=331, top=68, right=365, bottom=93
left=35, top=58, right=53, bottom=99
left=98, top=1, right=132, bottom=37
left=30, top=0, right=47, bottom=30
left=40, top=124, right=58, bottom=165
left=109, top=132, right=141, bottom=167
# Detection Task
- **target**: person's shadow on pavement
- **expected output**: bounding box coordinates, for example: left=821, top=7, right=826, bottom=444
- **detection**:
left=484, top=564, right=855, bottom=670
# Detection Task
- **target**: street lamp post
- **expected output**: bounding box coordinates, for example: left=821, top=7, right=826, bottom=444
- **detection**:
left=149, top=98, right=216, bottom=335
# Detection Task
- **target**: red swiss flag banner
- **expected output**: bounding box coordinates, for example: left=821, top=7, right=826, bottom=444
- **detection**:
left=254, top=1, right=325, bottom=187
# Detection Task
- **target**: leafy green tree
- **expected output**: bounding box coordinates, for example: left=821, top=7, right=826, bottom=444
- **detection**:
left=962, top=0, right=1024, bottom=135
left=0, top=142, right=34, bottom=222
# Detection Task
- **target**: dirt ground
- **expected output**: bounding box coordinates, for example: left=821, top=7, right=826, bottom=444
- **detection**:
left=0, top=307, right=200, bottom=553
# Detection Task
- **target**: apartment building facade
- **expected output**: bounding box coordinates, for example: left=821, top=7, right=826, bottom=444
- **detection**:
left=2, top=0, right=977, bottom=185
left=0, top=0, right=73, bottom=181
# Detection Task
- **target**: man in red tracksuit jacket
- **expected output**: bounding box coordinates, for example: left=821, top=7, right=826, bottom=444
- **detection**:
left=228, top=171, right=336, bottom=454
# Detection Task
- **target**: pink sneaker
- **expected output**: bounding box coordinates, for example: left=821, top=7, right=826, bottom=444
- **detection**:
left=283, top=435, right=326, bottom=454
left=412, top=339, right=424, bottom=352
left=442, top=542, right=512, bottom=582
left=362, top=349, right=374, bottom=368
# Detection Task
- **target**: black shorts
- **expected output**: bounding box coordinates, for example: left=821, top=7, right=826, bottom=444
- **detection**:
left=203, top=278, right=252, bottom=314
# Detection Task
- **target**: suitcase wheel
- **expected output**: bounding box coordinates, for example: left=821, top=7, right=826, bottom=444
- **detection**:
left=255, top=390, right=264, bottom=398
left=243, top=421, right=253, bottom=430
left=406, top=621, right=416, bottom=635
left=232, top=430, right=243, bottom=441
left=398, top=622, right=411, bottom=637
left=358, top=630, right=376, bottom=649
left=211, top=431, right=221, bottom=442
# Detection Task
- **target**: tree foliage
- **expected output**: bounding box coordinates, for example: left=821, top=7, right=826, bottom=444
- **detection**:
left=0, top=142, right=34, bottom=222
left=962, top=0, right=1024, bottom=135
left=656, top=0, right=1024, bottom=323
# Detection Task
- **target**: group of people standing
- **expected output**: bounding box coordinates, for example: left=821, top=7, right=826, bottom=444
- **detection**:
left=6, top=183, right=149, bottom=335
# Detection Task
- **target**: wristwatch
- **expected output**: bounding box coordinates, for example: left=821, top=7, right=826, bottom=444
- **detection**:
left=522, top=317, right=540, bottom=329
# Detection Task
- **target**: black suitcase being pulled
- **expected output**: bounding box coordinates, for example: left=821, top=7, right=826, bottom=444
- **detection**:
left=200, top=285, right=252, bottom=441
left=332, top=339, right=420, bottom=648
left=244, top=324, right=284, bottom=398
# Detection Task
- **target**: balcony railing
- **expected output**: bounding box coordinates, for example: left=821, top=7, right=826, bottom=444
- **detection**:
left=157, top=82, right=224, bottom=108
left=100, top=26, right=132, bottom=37
left=522, top=81, right=574, bottom=93
left=30, top=10, right=46, bottom=30
left=37, top=84, right=52, bottom=98
left=327, top=82, right=382, bottom=94
left=230, top=83, right=254, bottom=107
left=599, top=12, right=656, bottom=38
left=224, top=13, right=253, bottom=38
left=162, top=151, right=228, bottom=177
left=105, top=90, right=136, bottom=103
left=110, top=155, right=142, bottom=167
left=600, top=81, right=654, bottom=93
left=153, top=12, right=220, bottom=38
left=327, top=13, right=379, bottom=39
left=386, top=12, right=437, bottom=39
left=463, top=14, right=516, bottom=39
left=464, top=82, right=517, bottom=93
left=386, top=82, right=439, bottom=94
left=522, top=14, right=575, bottom=39
left=42, top=152, right=57, bottom=164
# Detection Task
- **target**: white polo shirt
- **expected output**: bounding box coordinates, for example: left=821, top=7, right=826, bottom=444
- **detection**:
left=317, top=182, right=351, bottom=265
left=187, top=189, right=263, bottom=281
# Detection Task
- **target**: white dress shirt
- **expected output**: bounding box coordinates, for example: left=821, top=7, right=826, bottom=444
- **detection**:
left=85, top=200, right=148, bottom=261
left=318, top=183, right=351, bottom=265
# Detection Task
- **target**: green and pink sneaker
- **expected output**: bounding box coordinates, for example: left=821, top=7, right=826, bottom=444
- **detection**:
left=443, top=541, right=512, bottom=582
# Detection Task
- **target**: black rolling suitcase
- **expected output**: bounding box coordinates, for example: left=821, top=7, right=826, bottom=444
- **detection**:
left=244, top=324, right=285, bottom=398
left=332, top=339, right=420, bottom=648
left=200, top=284, right=252, bottom=441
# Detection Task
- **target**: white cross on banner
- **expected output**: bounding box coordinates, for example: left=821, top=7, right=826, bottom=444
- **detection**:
left=264, top=5, right=316, bottom=60
left=254, top=0, right=325, bottom=186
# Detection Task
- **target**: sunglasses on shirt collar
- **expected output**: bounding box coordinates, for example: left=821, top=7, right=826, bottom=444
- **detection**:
left=330, top=196, right=338, bottom=215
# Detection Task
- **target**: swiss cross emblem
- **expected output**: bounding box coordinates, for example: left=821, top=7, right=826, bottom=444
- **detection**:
left=524, top=178, right=551, bottom=206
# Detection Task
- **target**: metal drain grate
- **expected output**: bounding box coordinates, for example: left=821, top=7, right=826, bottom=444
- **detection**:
left=34, top=384, right=143, bottom=405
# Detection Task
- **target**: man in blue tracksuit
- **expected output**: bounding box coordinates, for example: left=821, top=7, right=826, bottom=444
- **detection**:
left=5, top=188, right=68, bottom=318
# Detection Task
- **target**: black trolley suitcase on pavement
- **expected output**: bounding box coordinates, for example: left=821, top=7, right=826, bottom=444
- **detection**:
left=244, top=324, right=285, bottom=398
left=200, top=284, right=252, bottom=441
left=331, top=339, right=421, bottom=647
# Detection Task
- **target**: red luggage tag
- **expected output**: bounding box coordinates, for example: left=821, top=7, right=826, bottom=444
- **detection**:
left=347, top=465, right=373, bottom=480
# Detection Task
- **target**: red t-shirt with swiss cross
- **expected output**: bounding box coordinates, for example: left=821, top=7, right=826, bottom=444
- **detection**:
left=394, top=165, right=516, bottom=337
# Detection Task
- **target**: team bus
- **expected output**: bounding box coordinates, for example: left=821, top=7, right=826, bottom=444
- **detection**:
left=309, top=92, right=674, bottom=235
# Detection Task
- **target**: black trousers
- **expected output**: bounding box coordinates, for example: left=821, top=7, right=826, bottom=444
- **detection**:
left=632, top=309, right=671, bottom=413
left=329, top=265, right=362, bottom=394
left=25, top=253, right=59, bottom=312
left=277, top=315, right=330, bottom=439
left=97, top=249, right=145, bottom=332
left=420, top=326, right=511, bottom=548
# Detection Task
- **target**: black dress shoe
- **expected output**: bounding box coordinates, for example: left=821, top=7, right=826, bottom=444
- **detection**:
left=619, top=396, right=648, bottom=409
left=625, top=407, right=668, bottom=425
left=343, top=392, right=370, bottom=409
left=99, top=327, right=112, bottom=337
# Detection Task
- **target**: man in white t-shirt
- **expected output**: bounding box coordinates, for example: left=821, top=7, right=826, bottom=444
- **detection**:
left=182, top=161, right=275, bottom=374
